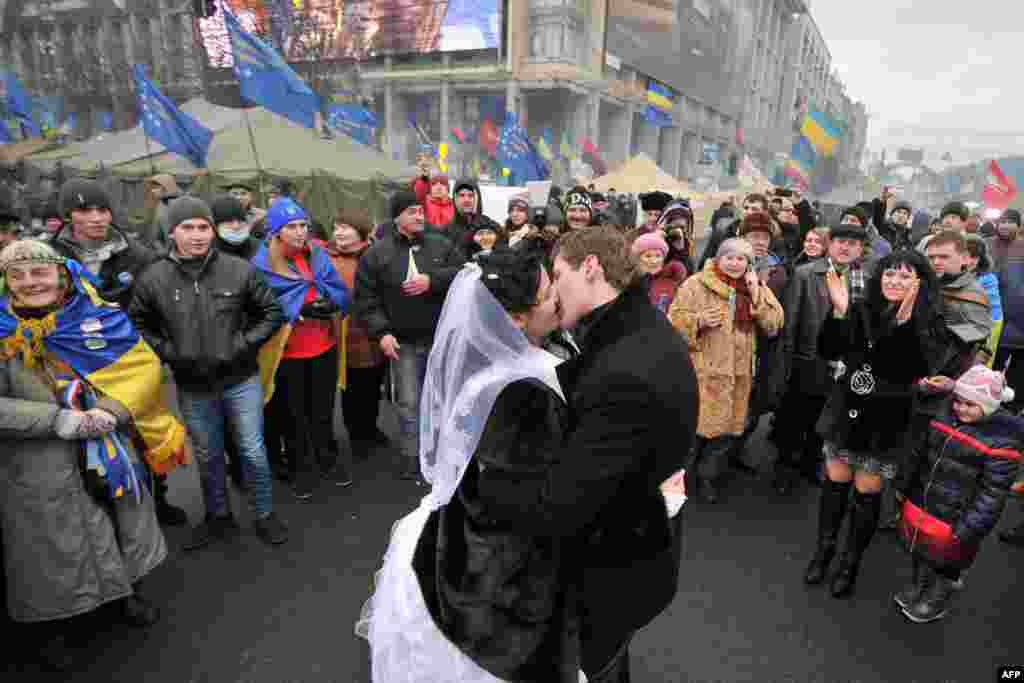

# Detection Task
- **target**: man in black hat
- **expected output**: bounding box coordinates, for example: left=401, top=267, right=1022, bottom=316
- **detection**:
left=638, top=191, right=672, bottom=233
left=223, top=181, right=267, bottom=240
left=443, top=177, right=502, bottom=259
left=354, top=191, right=466, bottom=480
left=212, top=194, right=262, bottom=261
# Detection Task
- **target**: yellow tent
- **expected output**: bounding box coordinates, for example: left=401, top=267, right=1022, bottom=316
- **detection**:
left=591, top=154, right=693, bottom=196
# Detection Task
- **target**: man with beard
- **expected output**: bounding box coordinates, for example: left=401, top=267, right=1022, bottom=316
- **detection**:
left=443, top=178, right=501, bottom=259
left=476, top=226, right=697, bottom=682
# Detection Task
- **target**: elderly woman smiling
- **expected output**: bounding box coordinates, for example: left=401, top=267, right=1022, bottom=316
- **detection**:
left=0, top=240, right=185, bottom=671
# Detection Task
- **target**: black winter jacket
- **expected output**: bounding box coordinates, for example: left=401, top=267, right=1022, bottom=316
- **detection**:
left=779, top=259, right=834, bottom=397
left=898, top=405, right=1023, bottom=547
left=51, top=224, right=159, bottom=309
left=476, top=283, right=698, bottom=649
left=353, top=225, right=466, bottom=343
left=413, top=379, right=579, bottom=682
left=815, top=302, right=945, bottom=463
left=128, top=249, right=285, bottom=391
left=443, top=178, right=502, bottom=260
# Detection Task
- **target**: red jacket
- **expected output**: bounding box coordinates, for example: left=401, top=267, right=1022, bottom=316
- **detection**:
left=412, top=177, right=455, bottom=227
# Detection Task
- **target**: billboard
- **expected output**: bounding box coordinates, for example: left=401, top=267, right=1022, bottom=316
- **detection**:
left=202, top=0, right=502, bottom=67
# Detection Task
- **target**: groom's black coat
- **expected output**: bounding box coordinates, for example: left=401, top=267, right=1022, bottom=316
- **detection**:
left=477, top=281, right=699, bottom=652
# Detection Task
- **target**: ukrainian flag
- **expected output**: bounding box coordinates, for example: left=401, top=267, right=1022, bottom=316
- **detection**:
left=0, top=266, right=187, bottom=474
left=647, top=80, right=674, bottom=114
left=801, top=111, right=841, bottom=158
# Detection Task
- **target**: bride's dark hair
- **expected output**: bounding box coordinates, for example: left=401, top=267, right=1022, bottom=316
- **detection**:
left=477, top=249, right=543, bottom=315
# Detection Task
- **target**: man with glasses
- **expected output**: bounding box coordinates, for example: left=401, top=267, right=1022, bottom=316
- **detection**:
left=354, top=191, right=466, bottom=481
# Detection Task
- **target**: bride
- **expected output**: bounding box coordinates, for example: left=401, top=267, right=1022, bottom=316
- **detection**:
left=357, top=248, right=582, bottom=682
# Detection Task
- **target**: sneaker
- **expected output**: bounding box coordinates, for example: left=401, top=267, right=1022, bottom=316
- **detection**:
left=183, top=520, right=213, bottom=552
left=253, top=512, right=289, bottom=546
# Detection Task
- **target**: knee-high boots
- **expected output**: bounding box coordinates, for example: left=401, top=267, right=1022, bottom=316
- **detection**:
left=829, top=489, right=881, bottom=598
left=804, top=479, right=851, bottom=585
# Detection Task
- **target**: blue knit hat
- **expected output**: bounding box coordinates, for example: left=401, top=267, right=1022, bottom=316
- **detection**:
left=267, top=197, right=308, bottom=236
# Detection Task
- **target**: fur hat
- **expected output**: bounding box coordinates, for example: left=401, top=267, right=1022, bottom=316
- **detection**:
left=716, top=237, right=755, bottom=262
left=831, top=222, right=868, bottom=241
left=940, top=201, right=969, bottom=222
left=954, top=365, right=1015, bottom=416
left=639, top=191, right=672, bottom=212
left=267, top=197, right=309, bottom=236
left=891, top=200, right=913, bottom=215
left=507, top=193, right=529, bottom=212
left=630, top=232, right=669, bottom=259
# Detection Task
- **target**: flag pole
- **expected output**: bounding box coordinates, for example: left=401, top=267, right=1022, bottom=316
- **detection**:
left=243, top=108, right=264, bottom=201
left=141, top=124, right=158, bottom=176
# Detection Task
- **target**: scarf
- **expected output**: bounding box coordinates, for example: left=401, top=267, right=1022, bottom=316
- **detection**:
left=830, top=259, right=867, bottom=304
left=0, top=262, right=188, bottom=475
left=59, top=229, right=128, bottom=277
left=709, top=261, right=754, bottom=334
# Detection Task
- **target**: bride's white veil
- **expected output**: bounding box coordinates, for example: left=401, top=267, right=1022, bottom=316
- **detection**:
left=419, top=263, right=564, bottom=509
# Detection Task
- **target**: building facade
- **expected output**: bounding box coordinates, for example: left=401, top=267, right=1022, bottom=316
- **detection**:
left=2, top=0, right=867, bottom=192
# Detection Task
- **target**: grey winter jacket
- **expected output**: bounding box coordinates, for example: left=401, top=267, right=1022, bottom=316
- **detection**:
left=0, top=358, right=166, bottom=623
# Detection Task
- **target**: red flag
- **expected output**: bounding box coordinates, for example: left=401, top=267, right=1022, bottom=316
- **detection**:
left=983, top=160, right=1018, bottom=210
left=450, top=127, right=466, bottom=144
left=580, top=137, right=608, bottom=176
left=479, top=118, right=499, bottom=158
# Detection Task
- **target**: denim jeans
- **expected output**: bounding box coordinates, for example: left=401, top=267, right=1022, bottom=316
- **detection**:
left=178, top=375, right=274, bottom=517
left=391, top=339, right=432, bottom=462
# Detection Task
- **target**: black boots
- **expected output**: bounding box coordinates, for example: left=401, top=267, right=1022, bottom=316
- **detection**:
left=153, top=474, right=188, bottom=527
left=804, top=479, right=851, bottom=585
left=893, top=556, right=932, bottom=610
left=902, top=564, right=956, bottom=623
left=998, top=521, right=1024, bottom=547
left=830, top=489, right=881, bottom=598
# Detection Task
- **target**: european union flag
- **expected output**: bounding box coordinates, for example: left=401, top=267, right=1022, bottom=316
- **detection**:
left=4, top=71, right=40, bottom=137
left=224, top=9, right=320, bottom=129
left=326, top=102, right=377, bottom=146
left=496, top=112, right=548, bottom=184
left=133, top=65, right=212, bottom=168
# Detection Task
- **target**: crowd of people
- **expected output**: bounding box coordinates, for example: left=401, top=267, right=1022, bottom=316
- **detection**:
left=0, top=165, right=1022, bottom=679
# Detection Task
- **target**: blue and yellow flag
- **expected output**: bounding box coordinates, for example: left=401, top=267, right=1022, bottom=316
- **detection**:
left=252, top=242, right=351, bottom=402
left=0, top=263, right=187, bottom=474
left=644, top=80, right=674, bottom=127
left=801, top=111, right=841, bottom=158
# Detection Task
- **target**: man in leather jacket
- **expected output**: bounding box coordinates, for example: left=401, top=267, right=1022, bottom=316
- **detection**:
left=128, top=197, right=289, bottom=550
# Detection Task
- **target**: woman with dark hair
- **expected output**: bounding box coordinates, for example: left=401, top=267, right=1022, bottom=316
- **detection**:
left=357, top=250, right=582, bottom=682
left=795, top=227, right=830, bottom=269
left=804, top=248, right=949, bottom=598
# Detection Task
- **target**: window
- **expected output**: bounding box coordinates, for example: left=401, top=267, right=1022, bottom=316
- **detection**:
left=693, top=0, right=712, bottom=20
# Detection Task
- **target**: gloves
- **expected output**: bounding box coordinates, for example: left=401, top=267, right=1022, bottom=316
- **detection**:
left=300, top=298, right=339, bottom=321
left=54, top=409, right=114, bottom=440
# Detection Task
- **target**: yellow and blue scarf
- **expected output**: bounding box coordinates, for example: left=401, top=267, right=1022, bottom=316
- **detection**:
left=0, top=261, right=188, bottom=475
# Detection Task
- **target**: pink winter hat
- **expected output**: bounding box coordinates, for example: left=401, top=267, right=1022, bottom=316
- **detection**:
left=631, top=232, right=669, bottom=259
left=954, top=365, right=1016, bottom=416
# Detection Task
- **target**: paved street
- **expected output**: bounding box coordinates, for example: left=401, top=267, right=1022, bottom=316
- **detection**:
left=3, top=400, right=1021, bottom=682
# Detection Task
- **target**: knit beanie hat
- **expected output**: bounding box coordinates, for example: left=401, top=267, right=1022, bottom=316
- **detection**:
left=716, top=237, right=755, bottom=263
left=166, top=196, right=214, bottom=234
left=737, top=212, right=773, bottom=237
left=59, top=178, right=112, bottom=217
left=0, top=239, right=65, bottom=275
left=563, top=186, right=593, bottom=214
left=954, top=365, right=1016, bottom=416
left=267, top=197, right=309, bottom=236
left=639, top=191, right=673, bottom=213
left=631, top=232, right=669, bottom=259
left=210, top=195, right=247, bottom=226
left=390, top=190, right=420, bottom=220
left=507, top=193, right=529, bottom=212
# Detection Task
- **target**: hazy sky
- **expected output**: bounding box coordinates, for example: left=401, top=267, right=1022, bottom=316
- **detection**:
left=812, top=2, right=1022, bottom=158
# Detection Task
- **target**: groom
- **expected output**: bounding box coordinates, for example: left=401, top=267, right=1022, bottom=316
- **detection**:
left=477, top=226, right=699, bottom=681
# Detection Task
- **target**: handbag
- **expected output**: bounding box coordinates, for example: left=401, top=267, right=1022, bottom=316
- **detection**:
left=899, top=500, right=980, bottom=570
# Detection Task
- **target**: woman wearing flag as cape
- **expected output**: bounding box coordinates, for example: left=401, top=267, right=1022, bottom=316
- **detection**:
left=0, top=240, right=188, bottom=671
left=254, top=198, right=351, bottom=500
